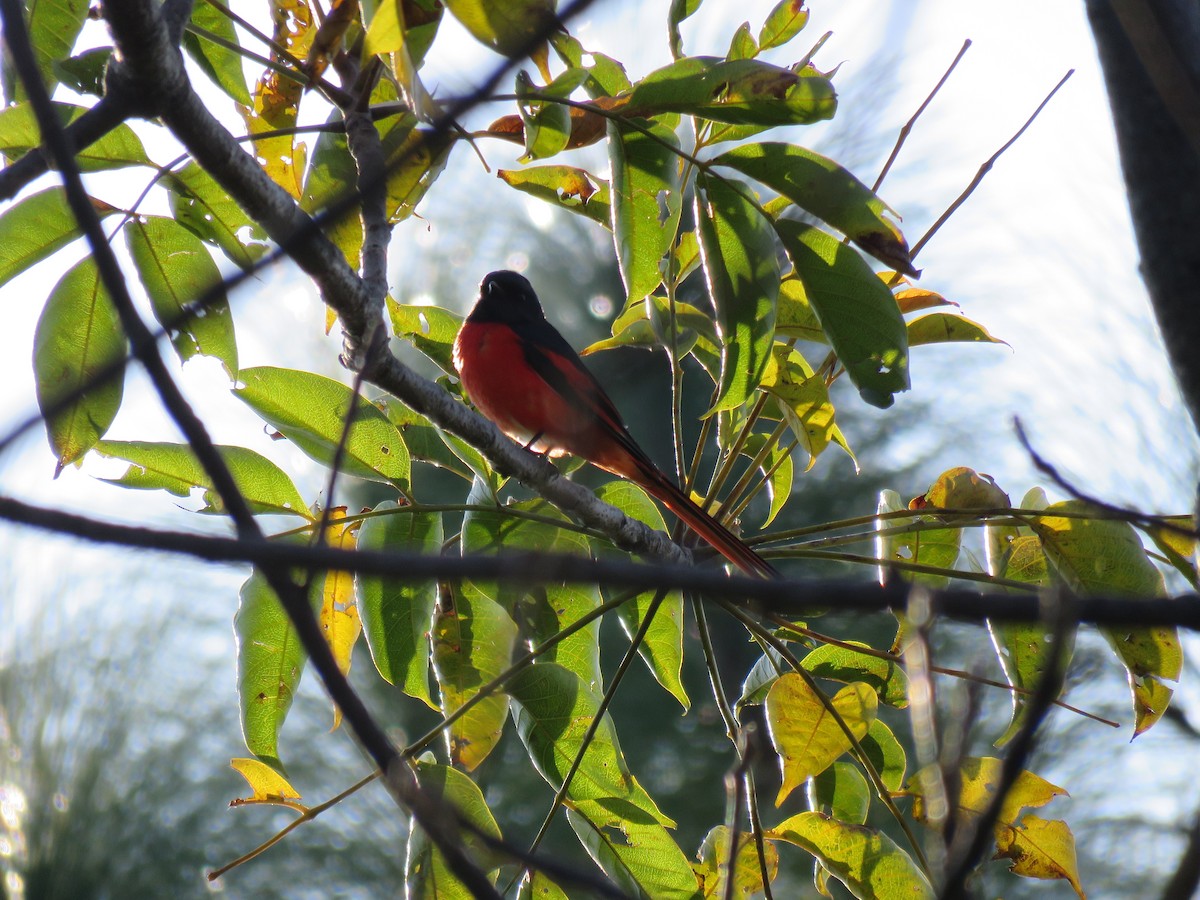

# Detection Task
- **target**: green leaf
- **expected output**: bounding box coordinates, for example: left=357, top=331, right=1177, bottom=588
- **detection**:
left=985, top=534, right=1072, bottom=746
left=498, top=166, right=613, bottom=229
left=183, top=1, right=252, bottom=106
left=124, top=217, right=238, bottom=377
left=234, top=367, right=411, bottom=492
left=1032, top=501, right=1180, bottom=736
left=167, top=163, right=270, bottom=268
left=234, top=567, right=312, bottom=772
left=760, top=345, right=854, bottom=468
left=667, top=0, right=703, bottom=59
left=773, top=274, right=824, bottom=342
left=607, top=118, right=683, bottom=303
left=907, top=312, right=1007, bottom=347
left=725, top=22, right=757, bottom=61
left=357, top=505, right=442, bottom=708
left=696, top=825, right=778, bottom=899
left=463, top=502, right=601, bottom=689
left=386, top=298, right=463, bottom=375
left=774, top=219, right=909, bottom=408
left=626, top=57, right=836, bottom=126
left=738, top=646, right=787, bottom=710
left=2, top=0, right=89, bottom=104
left=441, top=0, right=557, bottom=58
left=0, top=102, right=150, bottom=172
left=432, top=578, right=518, bottom=771
left=33, top=257, right=127, bottom=471
left=808, top=761, right=870, bottom=825
left=300, top=112, right=373, bottom=271
left=769, top=812, right=934, bottom=900
left=520, top=96, right=572, bottom=160
left=407, top=759, right=504, bottom=894
left=695, top=173, right=779, bottom=413
left=860, top=719, right=907, bottom=793
left=507, top=663, right=674, bottom=826
left=380, top=123, right=454, bottom=223
left=567, top=807, right=698, bottom=900
left=802, top=641, right=908, bottom=708
left=765, top=674, right=876, bottom=805
left=713, top=142, right=917, bottom=275
left=741, top=428, right=795, bottom=528
left=379, top=398, right=475, bottom=482
left=0, top=188, right=118, bottom=289
left=93, top=441, right=310, bottom=517
left=596, top=482, right=688, bottom=710
left=758, top=0, right=809, bottom=51
left=52, top=48, right=112, bottom=98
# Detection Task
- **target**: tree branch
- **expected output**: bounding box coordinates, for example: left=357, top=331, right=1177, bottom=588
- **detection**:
left=4, top=493, right=1200, bottom=630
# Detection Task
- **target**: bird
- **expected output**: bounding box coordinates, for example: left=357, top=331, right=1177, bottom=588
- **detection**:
left=452, top=270, right=777, bottom=579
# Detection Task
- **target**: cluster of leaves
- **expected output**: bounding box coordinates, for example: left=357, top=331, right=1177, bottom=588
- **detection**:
left=1, top=0, right=1193, bottom=897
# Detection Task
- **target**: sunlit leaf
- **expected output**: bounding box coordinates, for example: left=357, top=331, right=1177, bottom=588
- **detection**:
left=168, top=163, right=270, bottom=268
left=695, top=825, right=778, bottom=898
left=774, top=219, right=909, bottom=408
left=765, top=674, right=876, bottom=805
left=463, top=502, right=601, bottom=689
left=801, top=641, right=908, bottom=708
left=379, top=398, right=476, bottom=482
left=2, top=0, right=89, bottom=104
left=715, top=142, right=917, bottom=275
left=33, top=257, right=127, bottom=472
left=234, top=367, right=411, bottom=492
left=234, top=567, right=313, bottom=772
left=769, top=812, right=934, bottom=899
left=229, top=757, right=303, bottom=805
left=760, top=345, right=853, bottom=468
left=407, top=759, right=505, bottom=894
left=596, top=482, right=688, bottom=710
left=725, top=22, right=757, bottom=61
left=381, top=123, right=454, bottom=223
left=608, top=118, right=682, bottom=303
left=442, top=0, right=557, bottom=58
left=808, top=761, right=869, bottom=825
left=695, top=173, right=779, bottom=414
left=498, top=165, right=612, bottom=228
left=740, top=432, right=794, bottom=527
left=357, top=504, right=441, bottom=708
left=567, top=807, right=697, bottom=900
left=94, top=440, right=311, bottom=518
left=0, top=102, right=150, bottom=171
left=508, top=662, right=674, bottom=825
left=433, top=576, right=518, bottom=770
left=124, top=216, right=238, bottom=376
left=1032, top=501, right=1180, bottom=735
left=319, top=512, right=362, bottom=731
left=626, top=57, right=836, bottom=126
left=774, top=275, right=824, bottom=343
left=758, top=0, right=809, bottom=51
left=995, top=814, right=1085, bottom=898
left=0, top=188, right=118, bottom=289
left=667, top=0, right=703, bottom=59
left=907, top=312, right=1007, bottom=347
left=184, top=1, right=252, bottom=105
left=860, top=719, right=906, bottom=793
left=1144, top=516, right=1198, bottom=588
left=387, top=298, right=463, bottom=375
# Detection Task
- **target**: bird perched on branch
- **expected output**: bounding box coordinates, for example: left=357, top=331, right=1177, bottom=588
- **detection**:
left=453, top=270, right=777, bottom=579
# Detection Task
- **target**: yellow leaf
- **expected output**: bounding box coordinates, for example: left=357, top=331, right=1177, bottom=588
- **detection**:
left=229, top=757, right=303, bottom=806
left=909, top=757, right=1067, bottom=824
left=765, top=674, right=876, bottom=806
left=994, top=814, right=1085, bottom=898
left=321, top=510, right=364, bottom=730
left=1132, top=675, right=1174, bottom=737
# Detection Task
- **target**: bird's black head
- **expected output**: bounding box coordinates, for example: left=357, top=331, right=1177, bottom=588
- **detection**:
left=473, top=270, right=546, bottom=325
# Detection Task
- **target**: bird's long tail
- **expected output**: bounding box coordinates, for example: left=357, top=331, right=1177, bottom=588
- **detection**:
left=634, top=463, right=778, bottom=579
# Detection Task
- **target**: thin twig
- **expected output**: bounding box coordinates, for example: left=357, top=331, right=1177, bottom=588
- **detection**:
left=1015, top=417, right=1199, bottom=538
left=910, top=69, right=1074, bottom=260
left=873, top=39, right=972, bottom=193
